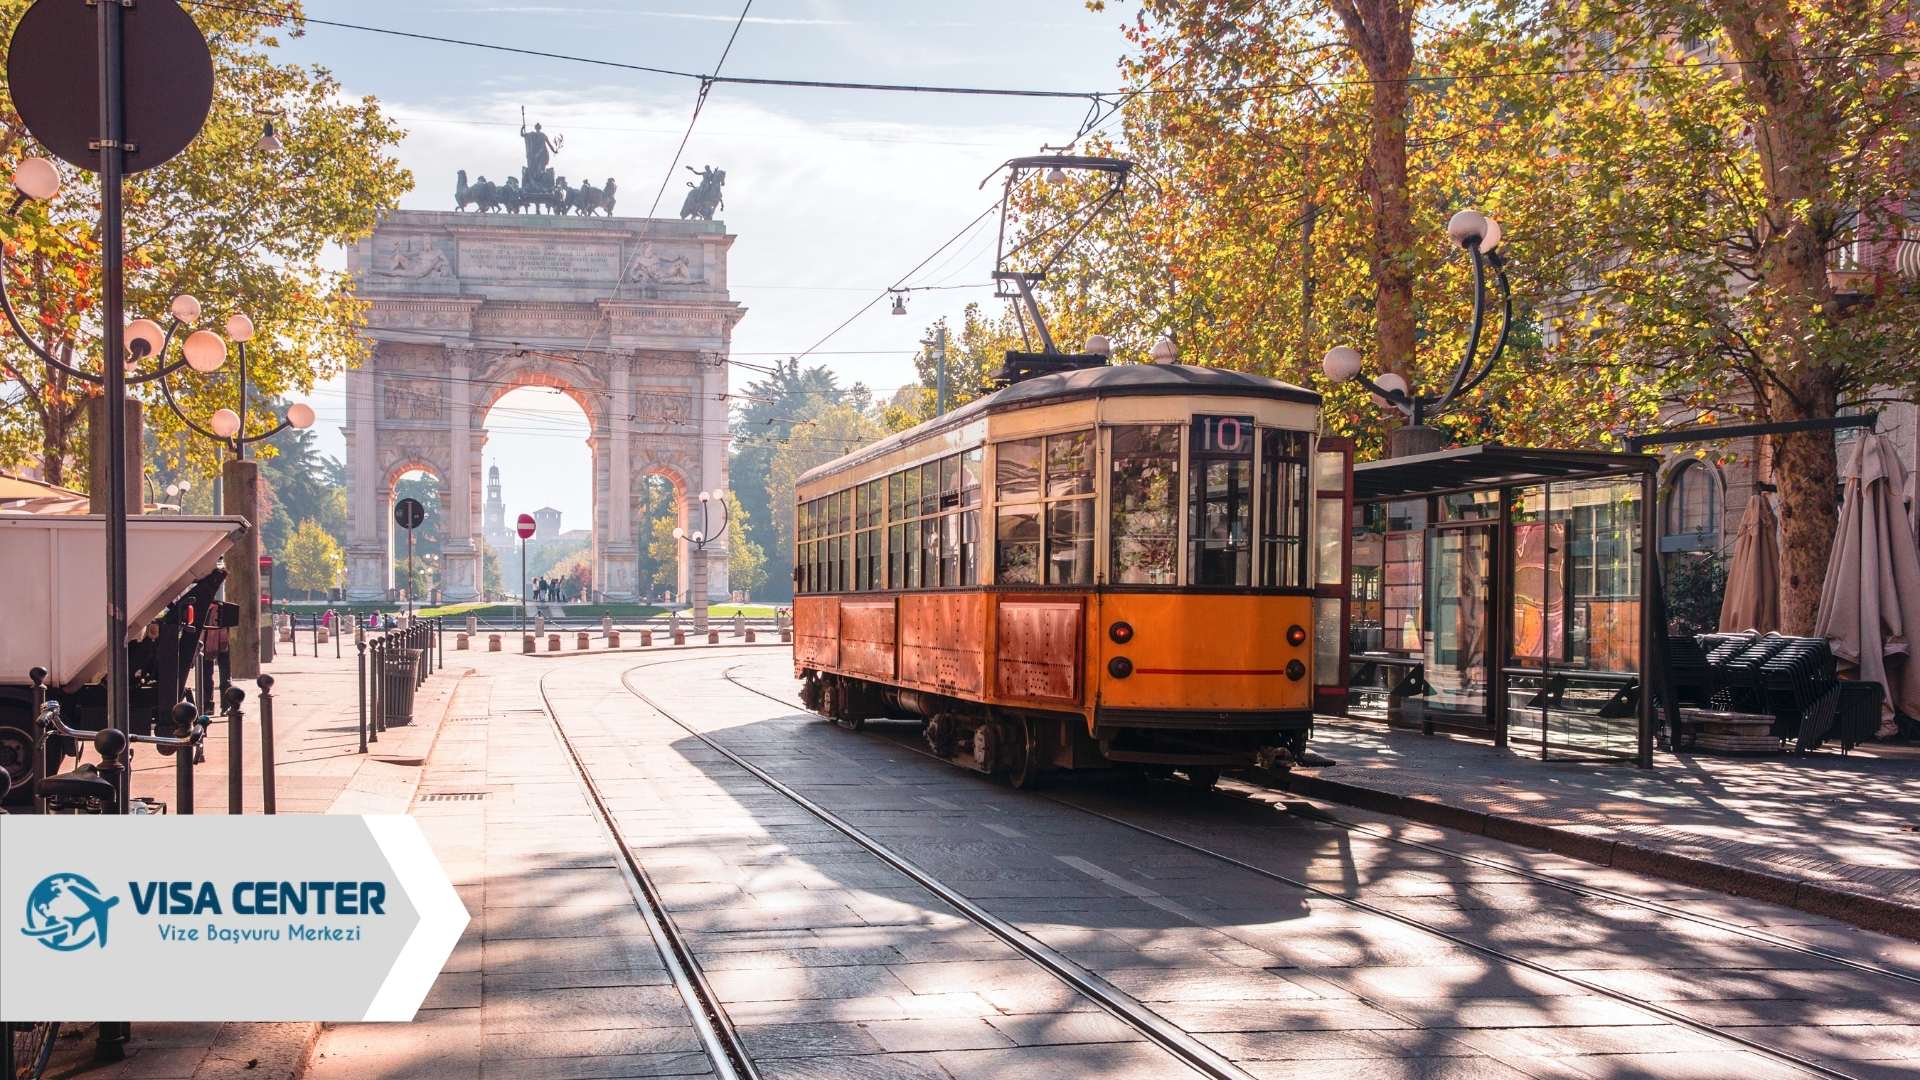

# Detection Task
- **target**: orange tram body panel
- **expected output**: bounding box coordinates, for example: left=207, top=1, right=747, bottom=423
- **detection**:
left=792, top=363, right=1331, bottom=787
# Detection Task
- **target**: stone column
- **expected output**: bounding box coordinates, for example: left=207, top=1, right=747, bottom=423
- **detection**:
left=344, top=365, right=386, bottom=599
left=440, top=349, right=481, bottom=600
left=699, top=354, right=730, bottom=601
left=602, top=355, right=638, bottom=599
left=223, top=458, right=264, bottom=678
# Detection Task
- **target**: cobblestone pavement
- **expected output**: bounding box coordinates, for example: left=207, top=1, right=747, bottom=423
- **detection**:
left=1282, top=717, right=1920, bottom=934
left=48, top=641, right=1920, bottom=1080
left=439, top=647, right=1915, bottom=1080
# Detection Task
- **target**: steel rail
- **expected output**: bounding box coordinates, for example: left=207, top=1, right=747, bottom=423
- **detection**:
left=713, top=666, right=1865, bottom=1080
left=613, top=660, right=1257, bottom=1080
left=535, top=661, right=759, bottom=1080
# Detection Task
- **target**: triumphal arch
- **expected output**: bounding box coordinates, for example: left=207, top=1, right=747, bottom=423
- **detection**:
left=341, top=149, right=743, bottom=602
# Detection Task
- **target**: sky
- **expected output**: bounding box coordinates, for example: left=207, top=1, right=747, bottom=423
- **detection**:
left=273, top=0, right=1138, bottom=530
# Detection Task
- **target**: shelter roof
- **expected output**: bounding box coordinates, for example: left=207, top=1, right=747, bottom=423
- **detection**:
left=1353, top=444, right=1657, bottom=502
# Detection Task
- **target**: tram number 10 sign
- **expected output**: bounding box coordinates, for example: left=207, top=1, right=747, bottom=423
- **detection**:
left=1191, top=414, right=1255, bottom=457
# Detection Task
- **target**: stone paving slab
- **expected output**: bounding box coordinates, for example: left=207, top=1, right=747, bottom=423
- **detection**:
left=1281, top=716, right=1920, bottom=938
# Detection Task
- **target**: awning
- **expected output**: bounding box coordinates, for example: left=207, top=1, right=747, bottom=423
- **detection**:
left=1353, top=444, right=1657, bottom=502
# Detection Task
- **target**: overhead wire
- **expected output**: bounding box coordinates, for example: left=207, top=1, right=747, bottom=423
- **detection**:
left=646, top=0, right=754, bottom=218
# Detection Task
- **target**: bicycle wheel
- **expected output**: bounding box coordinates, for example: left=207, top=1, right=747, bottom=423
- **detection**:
left=6, top=1020, right=60, bottom=1080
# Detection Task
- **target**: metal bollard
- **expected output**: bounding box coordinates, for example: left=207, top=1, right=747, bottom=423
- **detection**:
left=369, top=638, right=383, bottom=740
left=166, top=700, right=197, bottom=815
left=335, top=616, right=342, bottom=659
left=256, top=675, right=277, bottom=815
left=357, top=639, right=369, bottom=753
left=224, top=685, right=246, bottom=814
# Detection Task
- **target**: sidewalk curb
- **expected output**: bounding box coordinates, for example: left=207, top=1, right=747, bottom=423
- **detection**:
left=1279, top=770, right=1920, bottom=942
left=517, top=640, right=790, bottom=659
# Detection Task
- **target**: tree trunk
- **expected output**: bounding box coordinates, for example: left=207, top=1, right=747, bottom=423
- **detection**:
left=1329, top=0, right=1418, bottom=381
left=40, top=404, right=75, bottom=488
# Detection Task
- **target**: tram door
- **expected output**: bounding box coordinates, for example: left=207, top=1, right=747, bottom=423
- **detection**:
left=1313, top=437, right=1353, bottom=715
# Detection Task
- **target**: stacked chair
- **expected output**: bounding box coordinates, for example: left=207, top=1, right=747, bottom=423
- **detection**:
left=1666, top=631, right=1881, bottom=753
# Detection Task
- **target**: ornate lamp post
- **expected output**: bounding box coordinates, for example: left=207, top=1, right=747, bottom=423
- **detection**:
left=151, top=312, right=315, bottom=677
left=672, top=488, right=729, bottom=634
left=1321, top=210, right=1515, bottom=458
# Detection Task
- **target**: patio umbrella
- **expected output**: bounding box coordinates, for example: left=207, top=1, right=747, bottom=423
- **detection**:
left=1814, top=433, right=1920, bottom=734
left=1718, top=492, right=1781, bottom=633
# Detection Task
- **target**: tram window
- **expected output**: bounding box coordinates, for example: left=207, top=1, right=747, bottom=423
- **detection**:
left=1260, top=429, right=1309, bottom=588
left=1190, top=459, right=1253, bottom=587
left=961, top=448, right=983, bottom=505
left=1110, top=425, right=1181, bottom=586
left=921, top=517, right=941, bottom=586
left=904, top=467, right=921, bottom=516
left=997, top=507, right=1041, bottom=584
left=1047, top=498, right=1095, bottom=585
left=1047, top=430, right=1094, bottom=498
left=997, top=438, right=1041, bottom=500
left=961, top=510, right=979, bottom=584
left=941, top=514, right=961, bottom=586
left=889, top=472, right=905, bottom=521
left=940, top=455, right=961, bottom=504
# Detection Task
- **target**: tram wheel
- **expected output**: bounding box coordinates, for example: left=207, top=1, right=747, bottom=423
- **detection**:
left=1183, top=767, right=1221, bottom=792
left=1005, top=717, right=1046, bottom=790
left=827, top=679, right=864, bottom=732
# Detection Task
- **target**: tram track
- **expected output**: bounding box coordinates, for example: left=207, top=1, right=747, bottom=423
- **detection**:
left=605, top=655, right=1261, bottom=1080
left=713, top=661, right=1885, bottom=1080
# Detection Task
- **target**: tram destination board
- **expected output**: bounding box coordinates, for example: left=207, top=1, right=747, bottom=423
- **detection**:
left=1192, top=414, right=1255, bottom=456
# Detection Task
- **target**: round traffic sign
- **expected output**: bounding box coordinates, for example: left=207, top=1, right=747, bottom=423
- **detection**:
left=6, top=0, right=215, bottom=174
left=394, top=498, right=426, bottom=531
left=516, top=513, right=537, bottom=540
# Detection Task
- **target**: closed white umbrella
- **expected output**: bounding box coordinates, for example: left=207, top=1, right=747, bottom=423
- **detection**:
left=1719, top=492, right=1781, bottom=634
left=1814, top=433, right=1920, bottom=736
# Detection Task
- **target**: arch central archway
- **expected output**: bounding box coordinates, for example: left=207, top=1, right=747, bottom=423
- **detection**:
left=340, top=209, right=744, bottom=603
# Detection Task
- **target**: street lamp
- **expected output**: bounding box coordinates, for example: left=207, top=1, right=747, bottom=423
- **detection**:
left=672, top=488, right=730, bottom=634
left=155, top=313, right=315, bottom=461
left=1321, top=209, right=1515, bottom=457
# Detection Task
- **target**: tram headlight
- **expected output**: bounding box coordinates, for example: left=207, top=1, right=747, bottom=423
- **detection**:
left=1286, top=624, right=1307, bottom=647
left=1109, top=621, right=1133, bottom=645
left=1107, top=656, right=1133, bottom=679
left=1286, top=659, right=1306, bottom=681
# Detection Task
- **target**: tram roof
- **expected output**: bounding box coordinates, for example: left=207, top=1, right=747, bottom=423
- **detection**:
left=1353, top=443, right=1658, bottom=502
left=800, top=362, right=1320, bottom=485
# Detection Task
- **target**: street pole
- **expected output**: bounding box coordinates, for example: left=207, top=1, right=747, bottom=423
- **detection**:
left=407, top=527, right=415, bottom=621
left=935, top=325, right=949, bottom=415
left=520, top=539, right=527, bottom=635
left=98, top=0, right=132, bottom=797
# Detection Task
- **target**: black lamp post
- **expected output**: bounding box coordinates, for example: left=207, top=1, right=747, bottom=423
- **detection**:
left=1321, top=210, right=1515, bottom=458
left=672, top=489, right=729, bottom=633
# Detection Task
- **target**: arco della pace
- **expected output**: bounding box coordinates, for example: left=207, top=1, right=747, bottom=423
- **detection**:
left=341, top=131, right=742, bottom=602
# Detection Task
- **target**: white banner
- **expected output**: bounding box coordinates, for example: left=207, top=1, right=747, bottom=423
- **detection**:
left=0, top=815, right=467, bottom=1022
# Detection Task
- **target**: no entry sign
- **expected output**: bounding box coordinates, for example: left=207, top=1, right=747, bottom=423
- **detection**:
left=516, top=513, right=536, bottom=540
left=393, top=498, right=426, bottom=531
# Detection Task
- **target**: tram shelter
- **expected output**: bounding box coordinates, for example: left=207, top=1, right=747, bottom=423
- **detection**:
left=1341, top=444, right=1661, bottom=766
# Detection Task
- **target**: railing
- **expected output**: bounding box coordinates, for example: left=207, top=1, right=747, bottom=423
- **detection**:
left=356, top=618, right=439, bottom=752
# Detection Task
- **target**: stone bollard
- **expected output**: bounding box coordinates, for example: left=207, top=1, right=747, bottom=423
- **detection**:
left=668, top=613, right=681, bottom=638
left=488, top=634, right=502, bottom=652
left=640, top=630, right=652, bottom=647
left=602, top=614, right=613, bottom=636
left=522, top=635, right=535, bottom=654
left=316, top=624, right=330, bottom=645
left=547, top=633, right=561, bottom=652
left=535, top=615, right=546, bottom=636
left=673, top=631, right=686, bottom=646
left=279, top=622, right=294, bottom=643
left=780, top=628, right=792, bottom=643
left=467, top=614, right=478, bottom=636
left=457, top=632, right=470, bottom=650
left=576, top=631, right=589, bottom=650
left=707, top=629, right=720, bottom=645
left=607, top=630, right=621, bottom=647
left=733, top=613, right=746, bottom=637
left=745, top=628, right=756, bottom=643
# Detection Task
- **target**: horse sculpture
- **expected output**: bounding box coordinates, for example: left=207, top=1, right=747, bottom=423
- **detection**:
left=455, top=170, right=504, bottom=213
left=568, top=177, right=617, bottom=217
left=680, top=166, right=725, bottom=221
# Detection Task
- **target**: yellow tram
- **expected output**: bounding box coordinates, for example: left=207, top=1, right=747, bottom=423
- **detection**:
left=792, top=360, right=1337, bottom=788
